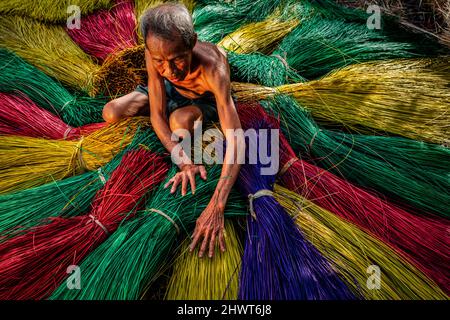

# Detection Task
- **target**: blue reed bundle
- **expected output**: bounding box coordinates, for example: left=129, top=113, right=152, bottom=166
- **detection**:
left=236, top=124, right=356, bottom=300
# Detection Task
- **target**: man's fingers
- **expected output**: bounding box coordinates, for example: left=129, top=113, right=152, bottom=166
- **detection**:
left=208, top=230, right=217, bottom=258
left=170, top=175, right=181, bottom=194
left=219, top=228, right=226, bottom=252
left=164, top=177, right=174, bottom=189
left=199, top=166, right=207, bottom=180
left=190, top=228, right=201, bottom=253
left=181, top=174, right=188, bottom=196
left=187, top=171, right=196, bottom=195
left=199, top=229, right=211, bottom=258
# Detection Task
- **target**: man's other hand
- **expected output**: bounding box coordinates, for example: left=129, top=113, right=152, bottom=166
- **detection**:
left=164, top=164, right=207, bottom=196
left=189, top=202, right=226, bottom=258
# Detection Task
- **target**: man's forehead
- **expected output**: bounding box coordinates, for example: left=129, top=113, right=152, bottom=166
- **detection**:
left=147, top=35, right=187, bottom=53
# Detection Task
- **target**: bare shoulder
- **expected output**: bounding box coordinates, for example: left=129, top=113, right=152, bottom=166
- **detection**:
left=197, top=41, right=230, bottom=79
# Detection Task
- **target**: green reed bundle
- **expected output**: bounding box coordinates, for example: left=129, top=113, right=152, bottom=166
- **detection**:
left=50, top=165, right=246, bottom=300
left=260, top=95, right=450, bottom=217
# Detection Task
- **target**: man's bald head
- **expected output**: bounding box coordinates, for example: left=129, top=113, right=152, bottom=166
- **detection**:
left=140, top=3, right=196, bottom=50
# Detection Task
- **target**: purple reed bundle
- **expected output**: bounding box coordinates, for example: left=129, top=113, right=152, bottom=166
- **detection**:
left=66, top=0, right=137, bottom=62
left=236, top=120, right=356, bottom=300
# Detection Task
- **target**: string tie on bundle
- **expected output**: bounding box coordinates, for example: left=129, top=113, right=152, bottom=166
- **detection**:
left=248, top=189, right=274, bottom=220
left=88, top=214, right=109, bottom=235
left=278, top=157, right=299, bottom=176
left=149, top=208, right=180, bottom=234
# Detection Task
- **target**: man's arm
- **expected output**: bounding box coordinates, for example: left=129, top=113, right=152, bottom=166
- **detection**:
left=145, top=48, right=206, bottom=195
left=146, top=48, right=184, bottom=158
left=189, top=64, right=245, bottom=258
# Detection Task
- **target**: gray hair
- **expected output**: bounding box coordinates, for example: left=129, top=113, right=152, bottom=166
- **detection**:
left=140, top=3, right=196, bottom=49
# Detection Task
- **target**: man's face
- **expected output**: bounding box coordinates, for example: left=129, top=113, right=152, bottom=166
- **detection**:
left=146, top=34, right=193, bottom=82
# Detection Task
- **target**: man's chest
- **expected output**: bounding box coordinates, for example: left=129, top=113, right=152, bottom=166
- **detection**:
left=168, top=76, right=213, bottom=99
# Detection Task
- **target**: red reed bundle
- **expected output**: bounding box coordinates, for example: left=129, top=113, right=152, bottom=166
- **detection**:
left=66, top=0, right=137, bottom=62
left=0, top=92, right=106, bottom=139
left=238, top=102, right=450, bottom=294
left=0, top=148, right=168, bottom=300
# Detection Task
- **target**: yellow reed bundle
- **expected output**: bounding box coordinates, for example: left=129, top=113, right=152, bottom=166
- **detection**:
left=273, top=184, right=448, bottom=300
left=0, top=0, right=113, bottom=23
left=0, top=117, right=149, bottom=195
left=135, top=0, right=196, bottom=41
left=232, top=57, right=450, bottom=144
left=218, top=15, right=299, bottom=54
left=91, top=44, right=147, bottom=97
left=165, top=220, right=243, bottom=300
left=0, top=15, right=99, bottom=93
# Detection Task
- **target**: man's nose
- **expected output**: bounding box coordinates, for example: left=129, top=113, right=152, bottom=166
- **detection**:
left=165, top=60, right=177, bottom=73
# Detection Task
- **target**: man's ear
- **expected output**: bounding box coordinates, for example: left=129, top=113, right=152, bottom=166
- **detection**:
left=192, top=32, right=198, bottom=48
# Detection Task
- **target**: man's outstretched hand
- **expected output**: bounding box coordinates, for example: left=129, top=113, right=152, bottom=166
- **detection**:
left=164, top=164, right=226, bottom=258
left=189, top=201, right=226, bottom=258
left=164, top=164, right=207, bottom=196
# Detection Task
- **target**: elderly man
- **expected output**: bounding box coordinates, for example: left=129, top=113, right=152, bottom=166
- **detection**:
left=102, top=3, right=244, bottom=258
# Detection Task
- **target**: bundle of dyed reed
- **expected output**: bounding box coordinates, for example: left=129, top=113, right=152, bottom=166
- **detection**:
left=260, top=95, right=450, bottom=217
left=272, top=16, right=436, bottom=81
left=0, top=15, right=99, bottom=92
left=217, top=13, right=299, bottom=55
left=0, top=148, right=168, bottom=300
left=223, top=0, right=445, bottom=85
left=165, top=219, right=243, bottom=300
left=193, top=0, right=304, bottom=44
left=0, top=117, right=147, bottom=194
left=232, top=57, right=450, bottom=144
left=91, top=44, right=147, bottom=96
left=227, top=51, right=304, bottom=87
left=0, top=92, right=105, bottom=139
left=0, top=128, right=165, bottom=237
left=50, top=165, right=246, bottom=300
left=0, top=0, right=113, bottom=23
left=237, top=130, right=355, bottom=300
left=238, top=104, right=450, bottom=294
left=274, top=184, right=448, bottom=300
left=0, top=49, right=107, bottom=127
left=192, top=1, right=249, bottom=43
left=67, top=0, right=138, bottom=62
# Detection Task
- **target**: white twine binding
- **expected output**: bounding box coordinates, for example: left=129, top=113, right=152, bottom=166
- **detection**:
left=97, top=168, right=107, bottom=185
left=61, top=99, right=75, bottom=111
left=248, top=189, right=274, bottom=220
left=278, top=157, right=299, bottom=177
left=63, top=127, right=72, bottom=140
left=149, top=208, right=180, bottom=234
left=88, top=214, right=109, bottom=235
left=75, top=137, right=87, bottom=171
left=273, top=53, right=289, bottom=69
left=309, top=129, right=322, bottom=149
